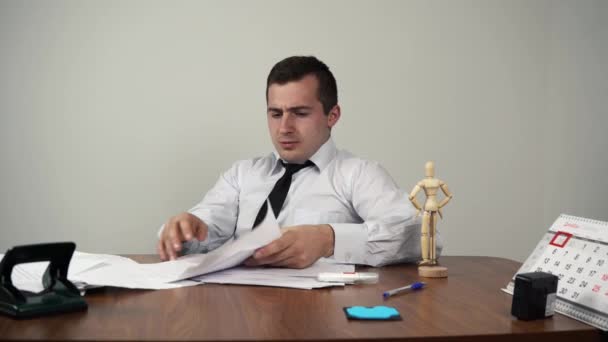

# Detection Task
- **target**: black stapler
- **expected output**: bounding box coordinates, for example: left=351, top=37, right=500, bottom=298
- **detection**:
left=0, top=242, right=87, bottom=319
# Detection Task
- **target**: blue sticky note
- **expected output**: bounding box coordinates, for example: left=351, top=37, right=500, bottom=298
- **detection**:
left=343, top=306, right=402, bottom=321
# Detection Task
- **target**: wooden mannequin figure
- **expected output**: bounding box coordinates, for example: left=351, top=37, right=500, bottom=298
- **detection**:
left=409, top=161, right=453, bottom=278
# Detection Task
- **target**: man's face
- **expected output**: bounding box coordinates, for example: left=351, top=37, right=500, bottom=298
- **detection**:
left=267, top=74, right=340, bottom=163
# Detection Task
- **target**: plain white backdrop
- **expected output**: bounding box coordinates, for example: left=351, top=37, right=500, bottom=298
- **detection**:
left=1, top=0, right=606, bottom=262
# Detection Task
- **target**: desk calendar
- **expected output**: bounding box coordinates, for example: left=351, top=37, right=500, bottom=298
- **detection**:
left=504, top=214, right=608, bottom=330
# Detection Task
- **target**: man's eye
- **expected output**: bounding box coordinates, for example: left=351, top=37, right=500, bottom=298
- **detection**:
left=294, top=112, right=309, bottom=117
left=269, top=112, right=282, bottom=118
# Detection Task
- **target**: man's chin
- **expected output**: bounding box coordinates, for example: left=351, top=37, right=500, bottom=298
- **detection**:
left=278, top=150, right=306, bottom=164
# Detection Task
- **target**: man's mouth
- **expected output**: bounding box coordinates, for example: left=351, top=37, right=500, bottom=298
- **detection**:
left=279, top=141, right=298, bottom=149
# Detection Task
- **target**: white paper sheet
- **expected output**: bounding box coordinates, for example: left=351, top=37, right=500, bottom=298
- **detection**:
left=192, top=259, right=355, bottom=289
left=194, top=273, right=337, bottom=289
left=72, top=205, right=282, bottom=289
left=0, top=251, right=115, bottom=293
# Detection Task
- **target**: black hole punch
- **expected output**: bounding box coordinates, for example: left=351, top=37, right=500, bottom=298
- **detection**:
left=511, top=271, right=558, bottom=321
left=0, top=242, right=88, bottom=319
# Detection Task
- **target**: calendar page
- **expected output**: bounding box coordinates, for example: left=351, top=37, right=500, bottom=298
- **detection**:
left=504, top=214, right=608, bottom=331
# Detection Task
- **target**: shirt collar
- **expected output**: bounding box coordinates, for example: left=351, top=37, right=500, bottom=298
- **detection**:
left=271, top=137, right=337, bottom=172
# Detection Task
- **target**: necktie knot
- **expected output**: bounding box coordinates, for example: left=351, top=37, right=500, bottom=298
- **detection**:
left=281, top=160, right=315, bottom=176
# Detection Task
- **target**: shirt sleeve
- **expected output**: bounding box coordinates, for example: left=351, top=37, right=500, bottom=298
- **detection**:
left=158, top=161, right=243, bottom=254
left=329, top=161, right=439, bottom=267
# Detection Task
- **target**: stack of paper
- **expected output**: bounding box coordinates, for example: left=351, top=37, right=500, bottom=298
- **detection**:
left=193, top=261, right=354, bottom=289
left=2, top=251, right=136, bottom=293
left=71, top=207, right=284, bottom=289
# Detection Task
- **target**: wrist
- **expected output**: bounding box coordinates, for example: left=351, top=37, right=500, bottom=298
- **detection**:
left=321, top=224, right=335, bottom=257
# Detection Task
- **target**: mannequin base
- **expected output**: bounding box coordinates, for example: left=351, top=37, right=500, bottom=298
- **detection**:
left=418, top=265, right=448, bottom=278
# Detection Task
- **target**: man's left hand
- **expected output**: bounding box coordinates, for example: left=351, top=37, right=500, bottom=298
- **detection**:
left=243, top=224, right=335, bottom=269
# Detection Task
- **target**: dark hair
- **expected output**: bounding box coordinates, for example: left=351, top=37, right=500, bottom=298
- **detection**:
left=266, top=56, right=338, bottom=115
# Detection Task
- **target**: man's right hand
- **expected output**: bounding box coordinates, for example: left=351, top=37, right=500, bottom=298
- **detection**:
left=157, top=212, right=208, bottom=261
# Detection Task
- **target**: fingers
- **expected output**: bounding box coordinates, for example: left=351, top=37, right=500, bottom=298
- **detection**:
left=242, top=226, right=331, bottom=269
left=165, top=239, right=177, bottom=260
left=245, top=246, right=293, bottom=266
left=271, top=256, right=302, bottom=268
left=255, top=232, right=294, bottom=259
left=178, top=220, right=195, bottom=241
left=157, top=239, right=167, bottom=261
left=157, top=213, right=208, bottom=261
left=245, top=252, right=311, bottom=269
left=242, top=256, right=257, bottom=266
left=195, top=221, right=208, bottom=241
left=167, top=221, right=185, bottom=252
left=244, top=232, right=296, bottom=266
left=158, top=232, right=174, bottom=261
left=176, top=215, right=208, bottom=242
left=164, top=219, right=182, bottom=261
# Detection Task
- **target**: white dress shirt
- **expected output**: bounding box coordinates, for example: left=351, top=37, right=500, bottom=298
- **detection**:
left=165, top=138, right=434, bottom=266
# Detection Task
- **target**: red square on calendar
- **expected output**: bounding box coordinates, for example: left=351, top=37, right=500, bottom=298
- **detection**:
left=549, top=231, right=572, bottom=248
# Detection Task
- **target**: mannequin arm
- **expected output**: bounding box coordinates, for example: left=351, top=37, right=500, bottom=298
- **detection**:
left=408, top=182, right=423, bottom=215
left=438, top=181, right=453, bottom=208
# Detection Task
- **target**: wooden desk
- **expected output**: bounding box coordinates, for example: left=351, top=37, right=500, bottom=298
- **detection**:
left=0, top=256, right=601, bottom=341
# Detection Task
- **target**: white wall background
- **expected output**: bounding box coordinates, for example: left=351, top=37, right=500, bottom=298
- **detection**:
left=1, top=0, right=606, bottom=262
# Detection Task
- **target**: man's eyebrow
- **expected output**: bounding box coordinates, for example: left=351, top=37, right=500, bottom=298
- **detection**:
left=287, top=106, right=312, bottom=111
left=267, top=106, right=313, bottom=112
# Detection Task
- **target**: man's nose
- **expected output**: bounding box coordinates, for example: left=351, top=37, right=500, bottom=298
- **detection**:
left=279, top=114, right=295, bottom=133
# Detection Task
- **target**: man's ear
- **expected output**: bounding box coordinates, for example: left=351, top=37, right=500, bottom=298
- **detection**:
left=327, top=105, right=341, bottom=128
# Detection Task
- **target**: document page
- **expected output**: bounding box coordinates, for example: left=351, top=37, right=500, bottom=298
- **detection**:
left=193, top=259, right=355, bottom=289
left=73, top=206, right=282, bottom=289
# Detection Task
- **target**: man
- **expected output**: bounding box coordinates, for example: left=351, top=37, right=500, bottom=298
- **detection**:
left=157, top=56, right=426, bottom=268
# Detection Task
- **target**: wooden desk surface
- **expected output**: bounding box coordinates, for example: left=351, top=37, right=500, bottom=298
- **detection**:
left=0, top=256, right=601, bottom=341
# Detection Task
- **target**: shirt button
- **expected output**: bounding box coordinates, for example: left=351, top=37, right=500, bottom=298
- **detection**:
left=345, top=252, right=352, bottom=261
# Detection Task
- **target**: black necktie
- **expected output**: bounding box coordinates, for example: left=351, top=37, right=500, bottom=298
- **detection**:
left=253, top=160, right=315, bottom=228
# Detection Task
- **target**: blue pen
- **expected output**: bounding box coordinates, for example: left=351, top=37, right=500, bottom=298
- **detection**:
left=382, top=281, right=426, bottom=299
